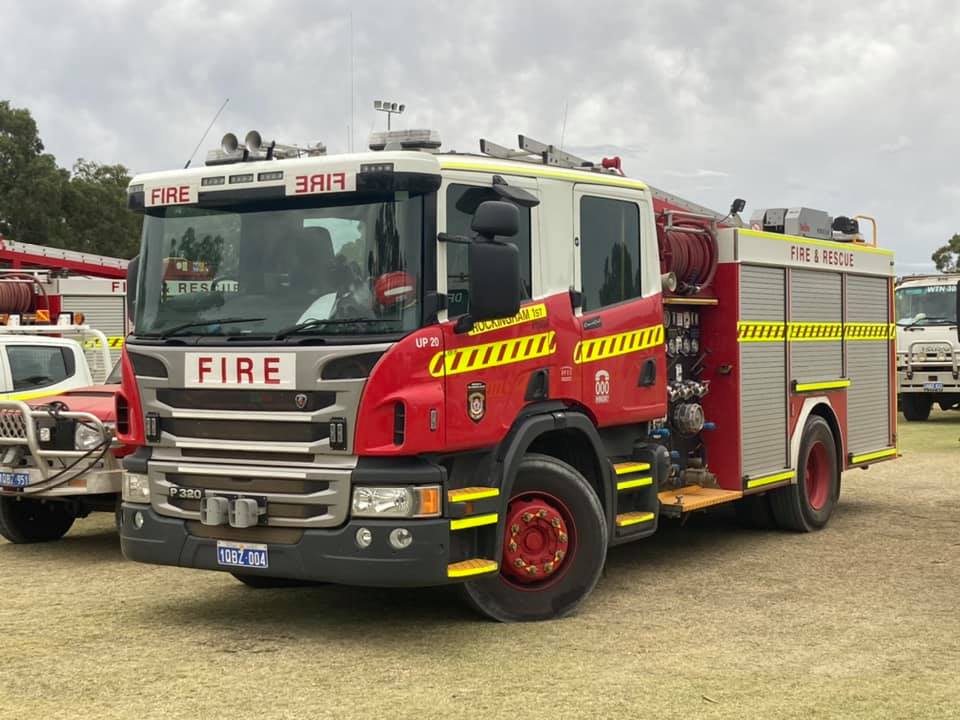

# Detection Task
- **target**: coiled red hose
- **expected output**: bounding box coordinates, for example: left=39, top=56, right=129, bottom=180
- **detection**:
left=0, top=274, right=49, bottom=315
left=657, top=216, right=718, bottom=293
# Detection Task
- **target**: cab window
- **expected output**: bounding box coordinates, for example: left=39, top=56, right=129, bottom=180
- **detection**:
left=446, top=184, right=532, bottom=316
left=579, top=196, right=641, bottom=312
left=7, top=346, right=75, bottom=391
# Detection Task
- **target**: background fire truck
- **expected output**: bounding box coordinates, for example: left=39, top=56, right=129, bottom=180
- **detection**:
left=117, top=129, right=896, bottom=621
left=0, top=239, right=132, bottom=542
left=895, top=273, right=960, bottom=420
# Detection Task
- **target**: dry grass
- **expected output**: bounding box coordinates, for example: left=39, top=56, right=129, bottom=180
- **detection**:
left=1, top=413, right=959, bottom=719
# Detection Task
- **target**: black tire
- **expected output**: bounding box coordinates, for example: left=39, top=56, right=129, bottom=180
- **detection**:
left=459, top=453, right=607, bottom=622
left=769, top=416, right=839, bottom=532
left=0, top=497, right=75, bottom=544
left=734, top=492, right=776, bottom=529
left=901, top=394, right=932, bottom=421
left=231, top=573, right=323, bottom=589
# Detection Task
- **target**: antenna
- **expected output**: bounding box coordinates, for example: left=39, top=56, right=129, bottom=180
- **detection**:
left=184, top=97, right=230, bottom=169
left=559, top=98, right=569, bottom=150
left=349, top=11, right=355, bottom=152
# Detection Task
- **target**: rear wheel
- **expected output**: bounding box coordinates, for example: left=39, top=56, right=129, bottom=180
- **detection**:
left=770, top=416, right=839, bottom=532
left=231, top=573, right=323, bottom=589
left=460, top=453, right=607, bottom=622
left=901, top=394, right=932, bottom=421
left=0, top=497, right=75, bottom=544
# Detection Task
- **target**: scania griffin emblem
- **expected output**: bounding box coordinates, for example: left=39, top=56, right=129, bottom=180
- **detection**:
left=294, top=393, right=308, bottom=410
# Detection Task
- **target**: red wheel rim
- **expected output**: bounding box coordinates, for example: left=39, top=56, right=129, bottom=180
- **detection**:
left=804, top=441, right=830, bottom=511
left=501, top=491, right=576, bottom=588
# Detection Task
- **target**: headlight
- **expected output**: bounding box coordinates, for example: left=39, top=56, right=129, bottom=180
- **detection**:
left=351, top=485, right=441, bottom=519
left=122, top=472, right=150, bottom=504
left=74, top=422, right=105, bottom=451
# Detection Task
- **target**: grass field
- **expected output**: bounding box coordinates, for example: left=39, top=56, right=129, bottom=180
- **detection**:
left=1, top=413, right=958, bottom=719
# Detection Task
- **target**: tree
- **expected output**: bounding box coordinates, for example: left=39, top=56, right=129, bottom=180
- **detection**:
left=61, top=159, right=142, bottom=258
left=0, top=100, right=69, bottom=247
left=932, top=234, right=960, bottom=273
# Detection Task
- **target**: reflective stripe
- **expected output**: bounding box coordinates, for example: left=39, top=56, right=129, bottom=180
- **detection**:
left=746, top=470, right=796, bottom=489
left=429, top=332, right=556, bottom=377
left=613, top=461, right=650, bottom=475
left=440, top=160, right=648, bottom=190
left=850, top=448, right=897, bottom=464
left=82, top=336, right=125, bottom=349
left=447, top=487, right=499, bottom=503
left=617, top=476, right=653, bottom=491
left=738, top=321, right=893, bottom=343
left=794, top=380, right=851, bottom=393
left=0, top=388, right=68, bottom=402
left=574, top=325, right=664, bottom=365
left=450, top=513, right=498, bottom=531
left=739, top=228, right=894, bottom=257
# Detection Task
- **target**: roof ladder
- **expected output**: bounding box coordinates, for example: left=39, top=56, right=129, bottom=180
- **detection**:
left=479, top=134, right=601, bottom=171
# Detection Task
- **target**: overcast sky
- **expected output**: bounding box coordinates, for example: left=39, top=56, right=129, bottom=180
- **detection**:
left=2, top=0, right=958, bottom=271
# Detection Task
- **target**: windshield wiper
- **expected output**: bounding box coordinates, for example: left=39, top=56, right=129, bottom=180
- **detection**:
left=154, top=317, right=266, bottom=339
left=273, top=318, right=386, bottom=340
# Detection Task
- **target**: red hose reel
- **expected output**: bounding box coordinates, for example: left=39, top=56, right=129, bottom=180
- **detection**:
left=656, top=213, right=718, bottom=294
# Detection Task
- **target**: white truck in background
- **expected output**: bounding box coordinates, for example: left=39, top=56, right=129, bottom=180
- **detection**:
left=895, top=274, right=960, bottom=421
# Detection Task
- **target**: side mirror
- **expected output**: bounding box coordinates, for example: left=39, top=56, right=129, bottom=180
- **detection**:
left=471, top=200, right=519, bottom=240
left=468, top=241, right=521, bottom=323
left=956, top=279, right=959, bottom=342
left=126, top=254, right=139, bottom=321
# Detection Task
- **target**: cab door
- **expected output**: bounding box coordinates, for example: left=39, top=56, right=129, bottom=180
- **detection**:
left=0, top=341, right=88, bottom=400
left=437, top=174, right=547, bottom=451
left=572, top=186, right=666, bottom=427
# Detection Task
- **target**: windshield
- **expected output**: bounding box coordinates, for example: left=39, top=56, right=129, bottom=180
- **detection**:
left=895, top=283, right=957, bottom=325
left=134, top=192, right=426, bottom=339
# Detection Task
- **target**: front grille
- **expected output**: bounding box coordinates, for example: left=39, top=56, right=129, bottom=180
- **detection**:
left=181, top=448, right=312, bottom=464
left=0, top=411, right=27, bottom=440
left=169, top=473, right=328, bottom=495
left=163, top=418, right=328, bottom=443
left=157, top=389, right=336, bottom=412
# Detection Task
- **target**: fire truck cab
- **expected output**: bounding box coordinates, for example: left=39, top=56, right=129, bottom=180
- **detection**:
left=118, top=130, right=897, bottom=621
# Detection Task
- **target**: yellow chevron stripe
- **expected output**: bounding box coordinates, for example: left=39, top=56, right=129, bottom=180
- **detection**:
left=429, top=331, right=557, bottom=377
left=574, top=324, right=664, bottom=365
left=82, top=336, right=126, bottom=349
left=738, top=321, right=893, bottom=343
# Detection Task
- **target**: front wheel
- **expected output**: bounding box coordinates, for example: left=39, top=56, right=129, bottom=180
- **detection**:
left=770, top=416, right=839, bottom=532
left=460, top=453, right=608, bottom=622
left=901, top=394, right=932, bottom=421
left=0, top=497, right=75, bottom=544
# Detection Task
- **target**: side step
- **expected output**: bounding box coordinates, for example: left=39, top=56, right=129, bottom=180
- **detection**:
left=447, top=559, right=498, bottom=579
left=658, top=485, right=743, bottom=517
left=616, top=511, right=655, bottom=528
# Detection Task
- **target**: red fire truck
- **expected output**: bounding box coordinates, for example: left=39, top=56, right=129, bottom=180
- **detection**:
left=117, top=130, right=896, bottom=621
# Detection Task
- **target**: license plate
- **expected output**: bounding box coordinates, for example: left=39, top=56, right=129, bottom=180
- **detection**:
left=0, top=471, right=30, bottom=488
left=216, top=541, right=269, bottom=569
left=923, top=382, right=944, bottom=392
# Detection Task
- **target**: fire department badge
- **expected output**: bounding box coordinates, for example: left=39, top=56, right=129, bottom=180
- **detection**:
left=294, top=393, right=309, bottom=410
left=467, top=382, right=486, bottom=423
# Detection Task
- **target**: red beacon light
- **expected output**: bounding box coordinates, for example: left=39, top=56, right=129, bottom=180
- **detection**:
left=374, top=271, right=416, bottom=307
left=601, top=156, right=624, bottom=175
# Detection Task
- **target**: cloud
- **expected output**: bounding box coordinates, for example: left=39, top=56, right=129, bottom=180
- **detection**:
left=879, top=135, right=913, bottom=153
left=1, top=0, right=957, bottom=272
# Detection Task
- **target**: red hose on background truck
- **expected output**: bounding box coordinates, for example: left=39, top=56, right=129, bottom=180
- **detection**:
left=115, top=130, right=897, bottom=621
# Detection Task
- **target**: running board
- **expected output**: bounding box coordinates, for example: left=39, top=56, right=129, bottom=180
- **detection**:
left=447, top=559, right=498, bottom=579
left=658, top=485, right=743, bottom=517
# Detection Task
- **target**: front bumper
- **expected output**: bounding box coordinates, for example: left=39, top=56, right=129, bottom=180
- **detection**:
left=0, top=466, right=122, bottom=498
left=120, top=504, right=456, bottom=586
left=898, top=367, right=960, bottom=394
